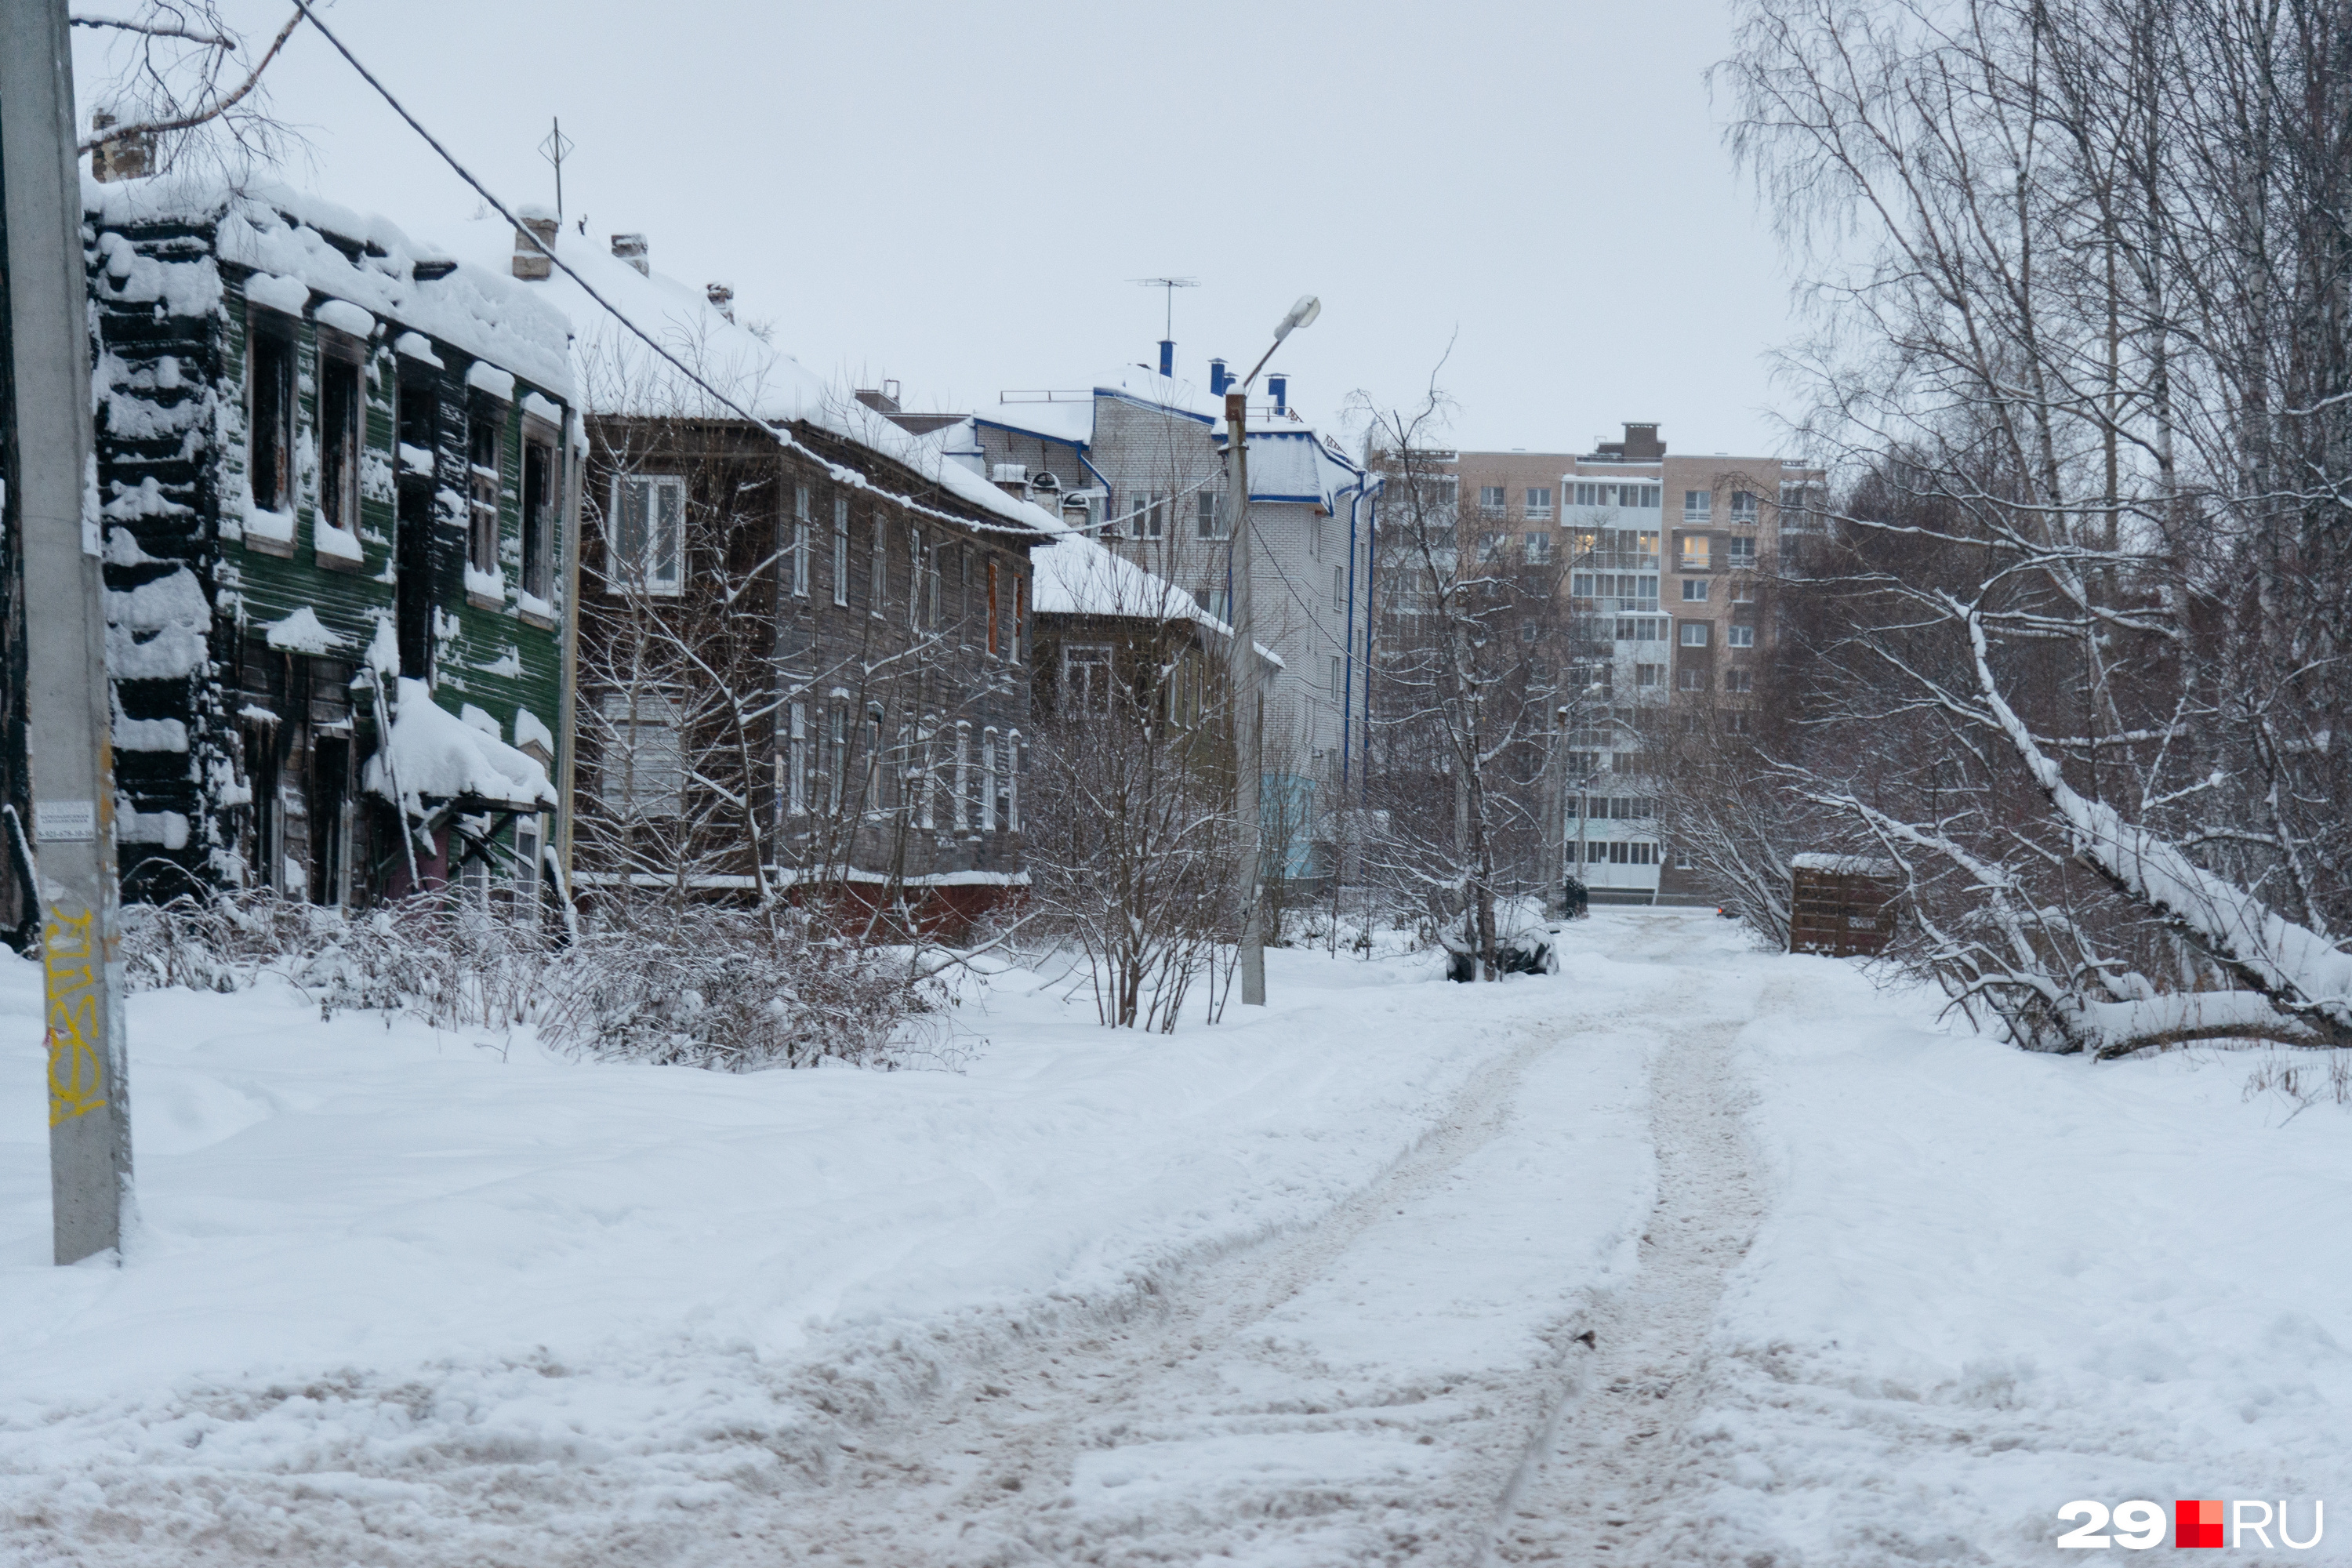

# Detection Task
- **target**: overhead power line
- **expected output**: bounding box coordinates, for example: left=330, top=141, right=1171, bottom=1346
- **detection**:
left=285, top=0, right=1042, bottom=539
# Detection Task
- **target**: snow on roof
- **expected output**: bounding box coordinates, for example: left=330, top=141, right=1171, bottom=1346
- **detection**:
left=429, top=216, right=1063, bottom=541
left=363, top=677, right=557, bottom=818
left=84, top=174, right=574, bottom=401
left=1790, top=852, right=1897, bottom=877
left=1030, top=532, right=1283, bottom=666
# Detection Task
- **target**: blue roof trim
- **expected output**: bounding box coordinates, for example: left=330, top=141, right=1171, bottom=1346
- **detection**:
left=1250, top=492, right=1326, bottom=504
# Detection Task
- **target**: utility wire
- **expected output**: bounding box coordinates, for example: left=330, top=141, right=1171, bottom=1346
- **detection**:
left=286, top=0, right=1044, bottom=542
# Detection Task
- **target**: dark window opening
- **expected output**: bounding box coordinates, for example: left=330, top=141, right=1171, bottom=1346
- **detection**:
left=521, top=434, right=557, bottom=601
left=248, top=325, right=296, bottom=512
left=318, top=358, right=362, bottom=538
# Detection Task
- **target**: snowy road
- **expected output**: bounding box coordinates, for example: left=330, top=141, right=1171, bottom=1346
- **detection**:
left=762, top=914, right=1767, bottom=1566
left=11, top=911, right=2352, bottom=1566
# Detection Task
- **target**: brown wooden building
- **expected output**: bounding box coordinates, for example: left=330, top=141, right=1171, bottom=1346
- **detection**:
left=477, top=224, right=1060, bottom=929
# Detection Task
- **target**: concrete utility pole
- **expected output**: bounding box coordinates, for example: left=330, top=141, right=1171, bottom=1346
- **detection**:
left=2, top=0, right=135, bottom=1264
left=1225, top=390, right=1264, bottom=1004
left=1225, top=295, right=1319, bottom=1007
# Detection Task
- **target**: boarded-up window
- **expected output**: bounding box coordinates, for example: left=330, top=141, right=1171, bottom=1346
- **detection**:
left=598, top=692, right=682, bottom=816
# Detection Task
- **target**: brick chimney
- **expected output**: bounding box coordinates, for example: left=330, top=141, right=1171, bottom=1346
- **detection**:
left=609, top=233, right=648, bottom=274
left=1619, top=422, right=1664, bottom=460
left=510, top=205, right=557, bottom=280
left=89, top=110, right=154, bottom=183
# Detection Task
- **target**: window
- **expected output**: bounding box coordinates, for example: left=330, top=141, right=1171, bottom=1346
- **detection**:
left=1727, top=535, right=1757, bottom=568
left=395, top=373, right=436, bottom=467
left=467, top=401, right=503, bottom=580
left=1479, top=532, right=1504, bottom=561
left=1680, top=621, right=1711, bottom=646
left=1011, top=574, right=1025, bottom=661
left=1726, top=711, right=1752, bottom=735
left=908, top=528, right=924, bottom=630
left=1679, top=535, right=1711, bottom=571
left=1727, top=623, right=1756, bottom=649
left=1519, top=620, right=1540, bottom=643
left=786, top=701, right=808, bottom=815
left=927, top=535, right=942, bottom=627
left=981, top=729, right=999, bottom=829
left=1635, top=662, right=1663, bottom=688
left=1678, top=666, right=1708, bottom=691
left=918, top=718, right=937, bottom=829
left=608, top=475, right=684, bottom=595
left=863, top=706, right=884, bottom=815
left=791, top=485, right=811, bottom=598
left=1131, top=492, right=1163, bottom=539
left=1730, top=490, right=1759, bottom=522
left=1524, top=487, right=1552, bottom=518
left=1525, top=532, right=1553, bottom=563
left=957, top=545, right=971, bottom=633
left=985, top=558, right=1000, bottom=655
left=318, top=354, right=363, bottom=550
left=953, top=720, right=972, bottom=829
left=1004, top=731, right=1021, bottom=832
left=520, top=426, right=557, bottom=601
left=599, top=693, right=682, bottom=816
left=1730, top=579, right=1756, bottom=603
left=1063, top=643, right=1113, bottom=713
left=1676, top=847, right=1697, bottom=869
left=247, top=321, right=296, bottom=516
left=869, top=525, right=887, bottom=616
left=1332, top=565, right=1345, bottom=612
left=1682, top=579, right=1709, bottom=602
left=826, top=702, right=848, bottom=812
left=514, top=815, right=543, bottom=913
left=1614, top=616, right=1667, bottom=641
left=1197, top=491, right=1225, bottom=539
left=1683, top=488, right=1712, bottom=521
left=832, top=497, right=849, bottom=606
left=1723, top=667, right=1755, bottom=692
left=1479, top=485, right=1508, bottom=514
left=1329, top=654, right=1344, bottom=694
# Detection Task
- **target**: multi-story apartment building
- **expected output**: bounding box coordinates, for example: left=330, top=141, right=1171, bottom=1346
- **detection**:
left=1446, top=424, right=1823, bottom=902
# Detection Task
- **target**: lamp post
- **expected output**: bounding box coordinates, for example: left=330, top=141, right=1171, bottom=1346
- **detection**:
left=1227, top=294, right=1319, bottom=1007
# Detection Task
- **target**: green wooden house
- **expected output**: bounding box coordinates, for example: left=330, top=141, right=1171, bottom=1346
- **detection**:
left=57, top=175, right=578, bottom=913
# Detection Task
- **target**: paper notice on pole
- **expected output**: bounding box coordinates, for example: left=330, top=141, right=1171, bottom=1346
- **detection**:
left=35, top=800, right=96, bottom=841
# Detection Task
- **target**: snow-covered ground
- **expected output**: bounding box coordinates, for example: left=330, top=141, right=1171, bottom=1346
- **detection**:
left=3, top=911, right=2348, bottom=1565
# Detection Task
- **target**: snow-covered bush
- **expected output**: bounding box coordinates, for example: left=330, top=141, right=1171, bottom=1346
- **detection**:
left=116, top=891, right=948, bottom=1070
left=539, top=907, right=949, bottom=1071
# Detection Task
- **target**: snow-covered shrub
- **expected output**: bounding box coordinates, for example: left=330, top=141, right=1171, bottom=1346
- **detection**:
left=539, top=906, right=949, bottom=1071
left=117, top=891, right=949, bottom=1069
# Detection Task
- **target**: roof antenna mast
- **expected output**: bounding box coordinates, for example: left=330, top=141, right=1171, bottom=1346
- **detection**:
left=1131, top=276, right=1199, bottom=375
left=539, top=117, right=575, bottom=225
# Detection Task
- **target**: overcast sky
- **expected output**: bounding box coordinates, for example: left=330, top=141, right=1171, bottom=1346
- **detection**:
left=79, top=0, right=1802, bottom=459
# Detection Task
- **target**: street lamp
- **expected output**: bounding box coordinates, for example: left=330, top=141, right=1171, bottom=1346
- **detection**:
left=1227, top=294, right=1319, bottom=1007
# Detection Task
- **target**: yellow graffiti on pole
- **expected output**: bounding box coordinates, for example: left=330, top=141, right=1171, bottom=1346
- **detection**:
left=44, top=906, right=105, bottom=1128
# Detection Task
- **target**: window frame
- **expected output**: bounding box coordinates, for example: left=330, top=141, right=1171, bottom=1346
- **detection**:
left=832, top=496, right=850, bottom=607
left=606, top=474, right=686, bottom=597
left=1680, top=621, right=1711, bottom=647
left=466, top=395, right=506, bottom=588
left=245, top=310, right=298, bottom=524
left=314, top=338, right=365, bottom=563
left=518, top=416, right=560, bottom=604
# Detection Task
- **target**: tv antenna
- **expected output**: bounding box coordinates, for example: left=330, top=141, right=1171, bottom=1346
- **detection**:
left=539, top=118, right=575, bottom=224
left=1132, top=276, right=1200, bottom=339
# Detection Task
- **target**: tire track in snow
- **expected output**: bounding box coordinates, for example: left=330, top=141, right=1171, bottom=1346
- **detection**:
left=1486, top=993, right=1775, bottom=1566
left=777, top=1012, right=1595, bottom=1565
